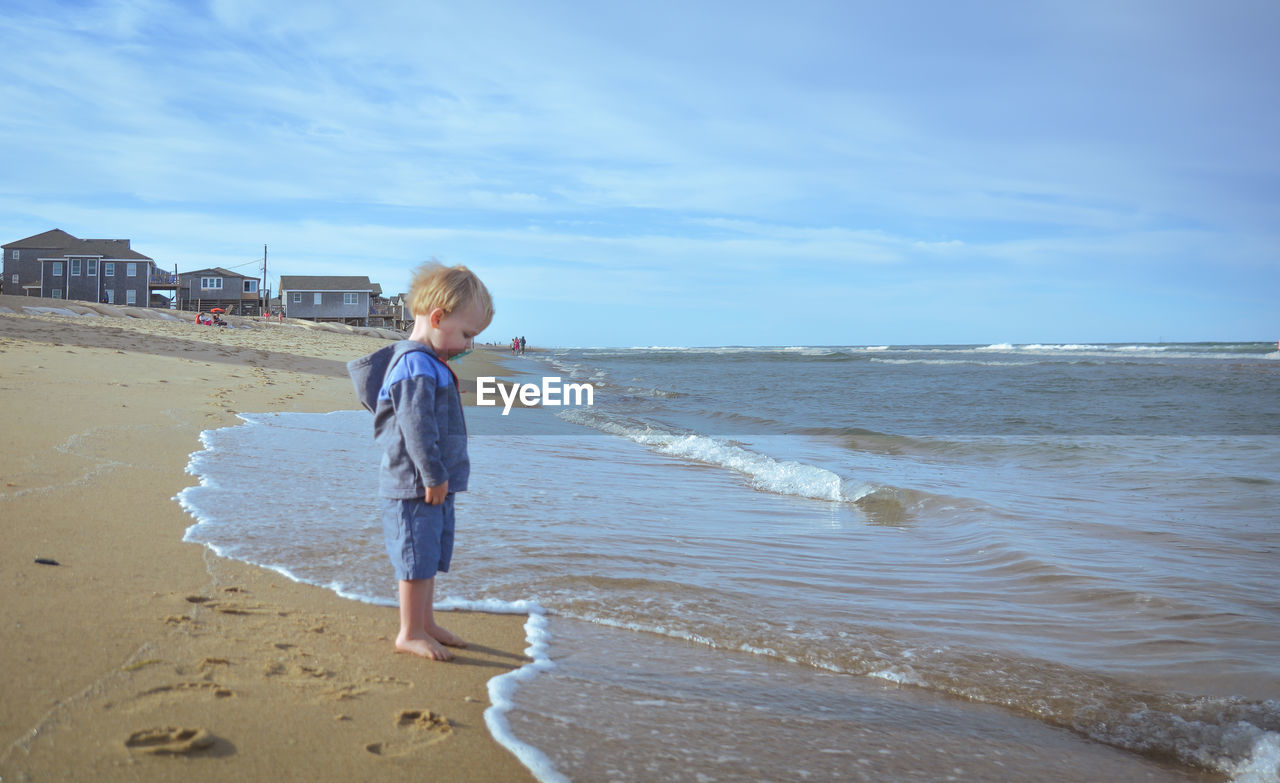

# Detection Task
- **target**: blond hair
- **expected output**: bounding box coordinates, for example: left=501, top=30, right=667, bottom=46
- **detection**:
left=407, top=261, right=494, bottom=323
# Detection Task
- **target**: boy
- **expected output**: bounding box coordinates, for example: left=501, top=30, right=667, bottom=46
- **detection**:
left=347, top=263, right=493, bottom=660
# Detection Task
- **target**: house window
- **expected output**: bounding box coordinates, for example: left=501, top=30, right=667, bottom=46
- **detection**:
left=10, top=249, right=16, bottom=260
left=243, top=280, right=258, bottom=293
left=10, top=274, right=16, bottom=285
left=105, top=290, right=115, bottom=304
left=291, top=292, right=301, bottom=303
left=313, top=293, right=322, bottom=305
left=52, top=289, right=63, bottom=298
left=71, top=259, right=82, bottom=276
left=87, top=259, right=98, bottom=276
left=343, top=293, right=358, bottom=305
left=104, top=262, right=115, bottom=276
left=52, top=262, right=63, bottom=276
left=127, top=263, right=137, bottom=277
left=126, top=289, right=137, bottom=305
left=201, top=277, right=223, bottom=289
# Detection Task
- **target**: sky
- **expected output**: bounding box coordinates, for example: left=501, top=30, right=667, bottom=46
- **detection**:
left=2, top=0, right=1277, bottom=347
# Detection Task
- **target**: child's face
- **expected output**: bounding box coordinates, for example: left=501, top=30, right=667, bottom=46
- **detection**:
left=424, top=300, right=489, bottom=360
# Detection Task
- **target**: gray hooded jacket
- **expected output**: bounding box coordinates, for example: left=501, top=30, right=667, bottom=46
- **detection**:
left=347, top=340, right=470, bottom=499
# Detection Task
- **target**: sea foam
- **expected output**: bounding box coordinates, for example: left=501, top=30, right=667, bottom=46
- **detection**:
left=560, top=409, right=873, bottom=504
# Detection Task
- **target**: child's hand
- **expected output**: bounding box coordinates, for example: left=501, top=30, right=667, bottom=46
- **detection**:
left=426, top=481, right=449, bottom=505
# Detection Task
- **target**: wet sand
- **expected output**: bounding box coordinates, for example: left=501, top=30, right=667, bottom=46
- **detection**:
left=0, top=296, right=536, bottom=781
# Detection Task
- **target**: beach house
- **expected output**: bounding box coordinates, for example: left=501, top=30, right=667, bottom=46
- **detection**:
left=2, top=228, right=174, bottom=307
left=389, top=292, right=412, bottom=331
left=279, top=275, right=376, bottom=326
left=369, top=284, right=408, bottom=329
left=176, top=267, right=264, bottom=315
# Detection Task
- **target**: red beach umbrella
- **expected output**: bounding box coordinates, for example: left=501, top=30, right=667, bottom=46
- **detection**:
left=210, top=308, right=225, bottom=313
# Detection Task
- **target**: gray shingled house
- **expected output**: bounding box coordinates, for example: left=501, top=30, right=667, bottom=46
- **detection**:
left=2, top=228, right=173, bottom=307
left=176, top=267, right=264, bottom=315
left=368, top=283, right=403, bottom=329
left=279, top=275, right=376, bottom=325
left=389, top=292, right=413, bottom=331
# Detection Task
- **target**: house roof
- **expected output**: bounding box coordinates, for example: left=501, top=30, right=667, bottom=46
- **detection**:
left=37, top=241, right=152, bottom=261
left=68, top=238, right=152, bottom=260
left=182, top=267, right=256, bottom=279
left=4, top=228, right=78, bottom=249
left=9, top=229, right=152, bottom=260
left=279, top=275, right=375, bottom=291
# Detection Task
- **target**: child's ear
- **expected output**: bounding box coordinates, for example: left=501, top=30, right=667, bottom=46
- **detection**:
left=428, top=307, right=446, bottom=328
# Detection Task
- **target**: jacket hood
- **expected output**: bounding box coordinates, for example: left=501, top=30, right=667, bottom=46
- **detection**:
left=346, top=340, right=438, bottom=412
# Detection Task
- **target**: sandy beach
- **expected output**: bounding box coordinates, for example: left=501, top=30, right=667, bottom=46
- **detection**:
left=0, top=295, right=536, bottom=781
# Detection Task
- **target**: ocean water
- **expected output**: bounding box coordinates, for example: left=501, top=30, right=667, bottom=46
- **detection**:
left=177, top=343, right=1280, bottom=782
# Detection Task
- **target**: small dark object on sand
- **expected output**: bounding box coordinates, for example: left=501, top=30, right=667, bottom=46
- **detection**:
left=34, top=558, right=60, bottom=566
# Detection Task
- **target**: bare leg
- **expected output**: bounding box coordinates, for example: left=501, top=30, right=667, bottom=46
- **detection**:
left=422, top=581, right=467, bottom=648
left=425, top=618, right=468, bottom=648
left=395, top=578, right=452, bottom=660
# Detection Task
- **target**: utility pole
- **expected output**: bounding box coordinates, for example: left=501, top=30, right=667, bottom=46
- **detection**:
left=262, top=244, right=268, bottom=314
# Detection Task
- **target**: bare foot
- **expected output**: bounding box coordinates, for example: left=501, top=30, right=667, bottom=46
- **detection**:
left=395, top=634, right=454, bottom=661
left=426, top=622, right=467, bottom=648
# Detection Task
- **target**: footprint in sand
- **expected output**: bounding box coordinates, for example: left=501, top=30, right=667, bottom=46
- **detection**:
left=135, top=681, right=234, bottom=703
left=124, top=726, right=216, bottom=755
left=364, top=710, right=453, bottom=757
left=186, top=595, right=265, bottom=615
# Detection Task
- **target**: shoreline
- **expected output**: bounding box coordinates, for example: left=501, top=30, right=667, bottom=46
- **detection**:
left=0, top=299, right=538, bottom=781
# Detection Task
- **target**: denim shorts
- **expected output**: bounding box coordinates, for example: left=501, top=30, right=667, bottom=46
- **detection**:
left=380, top=494, right=455, bottom=580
